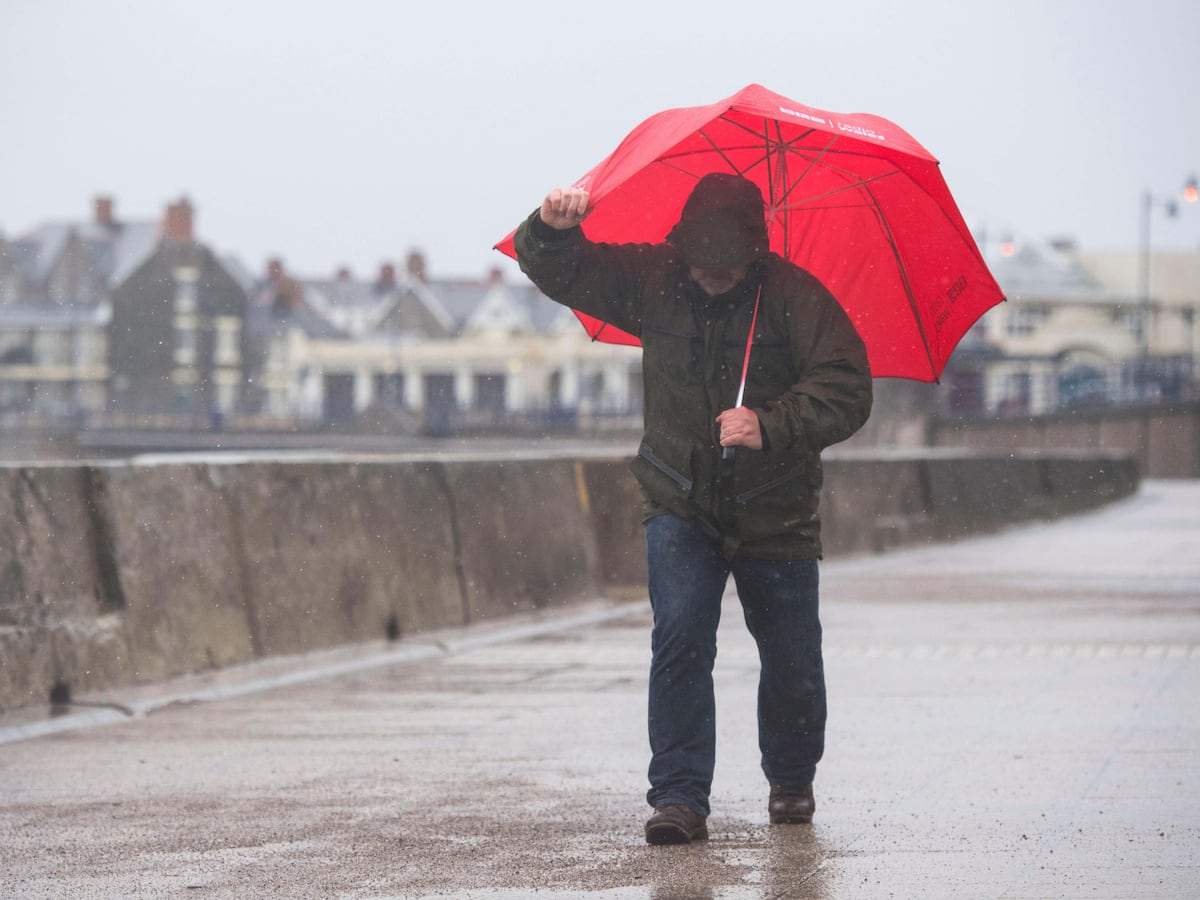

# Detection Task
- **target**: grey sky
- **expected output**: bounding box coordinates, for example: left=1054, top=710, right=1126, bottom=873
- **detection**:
left=2, top=0, right=1197, bottom=283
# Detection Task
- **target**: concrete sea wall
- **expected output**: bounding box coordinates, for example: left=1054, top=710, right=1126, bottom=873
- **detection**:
left=927, top=402, right=1200, bottom=478
left=0, top=450, right=1139, bottom=712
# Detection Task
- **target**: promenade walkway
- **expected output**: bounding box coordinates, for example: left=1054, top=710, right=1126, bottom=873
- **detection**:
left=3, top=480, right=1198, bottom=899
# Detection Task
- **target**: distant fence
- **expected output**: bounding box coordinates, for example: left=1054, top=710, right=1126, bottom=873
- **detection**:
left=0, top=449, right=1138, bottom=713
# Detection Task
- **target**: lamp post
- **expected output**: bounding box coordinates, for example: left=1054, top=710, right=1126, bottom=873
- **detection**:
left=1137, top=176, right=1199, bottom=369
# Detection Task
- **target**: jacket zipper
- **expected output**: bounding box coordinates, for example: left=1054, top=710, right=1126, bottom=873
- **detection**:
left=735, top=467, right=803, bottom=504
left=638, top=442, right=693, bottom=493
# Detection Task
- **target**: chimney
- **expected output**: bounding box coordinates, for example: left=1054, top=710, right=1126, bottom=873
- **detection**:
left=406, top=250, right=427, bottom=282
left=335, top=266, right=351, bottom=281
left=264, top=258, right=303, bottom=313
left=487, top=266, right=504, bottom=286
left=162, top=196, right=195, bottom=244
left=377, top=262, right=397, bottom=289
left=94, top=195, right=115, bottom=226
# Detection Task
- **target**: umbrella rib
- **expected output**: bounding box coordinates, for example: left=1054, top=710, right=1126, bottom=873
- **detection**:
left=658, top=138, right=902, bottom=167
left=770, top=136, right=840, bottom=213
left=767, top=118, right=788, bottom=252
left=657, top=115, right=817, bottom=173
left=720, top=114, right=815, bottom=145
left=655, top=127, right=763, bottom=180
left=656, top=137, right=874, bottom=174
left=766, top=124, right=855, bottom=253
left=697, top=127, right=743, bottom=175
left=656, top=124, right=843, bottom=216
left=776, top=170, right=900, bottom=212
left=857, top=180, right=939, bottom=380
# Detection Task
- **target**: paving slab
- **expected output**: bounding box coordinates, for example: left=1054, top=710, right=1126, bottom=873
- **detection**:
left=2, top=481, right=1198, bottom=899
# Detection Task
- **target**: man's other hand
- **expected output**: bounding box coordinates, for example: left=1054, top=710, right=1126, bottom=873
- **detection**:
left=540, top=188, right=591, bottom=230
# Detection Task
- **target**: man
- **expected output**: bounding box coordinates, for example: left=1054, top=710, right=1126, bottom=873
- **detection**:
left=514, top=173, right=873, bottom=845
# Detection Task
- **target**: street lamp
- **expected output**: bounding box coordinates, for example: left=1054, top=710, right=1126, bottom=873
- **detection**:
left=1136, top=176, right=1199, bottom=376
left=1137, top=176, right=1195, bottom=400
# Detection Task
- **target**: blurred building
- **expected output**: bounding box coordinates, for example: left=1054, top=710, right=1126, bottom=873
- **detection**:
left=940, top=239, right=1200, bottom=417
left=107, top=198, right=253, bottom=419
left=0, top=197, right=156, bottom=416
left=0, top=196, right=252, bottom=423
left=246, top=253, right=642, bottom=433
left=7, top=193, right=1195, bottom=438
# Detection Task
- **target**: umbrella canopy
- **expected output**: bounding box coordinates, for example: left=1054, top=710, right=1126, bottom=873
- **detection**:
left=496, top=83, right=1004, bottom=382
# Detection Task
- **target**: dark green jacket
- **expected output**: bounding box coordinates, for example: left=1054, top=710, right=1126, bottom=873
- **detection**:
left=515, top=211, right=873, bottom=560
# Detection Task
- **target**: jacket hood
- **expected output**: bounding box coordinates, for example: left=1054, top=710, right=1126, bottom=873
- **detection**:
left=667, top=173, right=769, bottom=269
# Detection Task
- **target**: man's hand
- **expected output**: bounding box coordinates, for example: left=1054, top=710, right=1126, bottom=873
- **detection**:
left=540, top=187, right=590, bottom=230
left=716, top=407, right=763, bottom=450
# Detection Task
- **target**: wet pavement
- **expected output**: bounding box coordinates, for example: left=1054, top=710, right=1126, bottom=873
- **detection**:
left=2, top=480, right=1198, bottom=899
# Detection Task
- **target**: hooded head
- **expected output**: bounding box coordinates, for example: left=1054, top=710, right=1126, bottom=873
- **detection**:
left=667, top=173, right=769, bottom=269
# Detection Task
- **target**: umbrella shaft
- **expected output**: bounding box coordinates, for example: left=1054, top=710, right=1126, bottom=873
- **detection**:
left=723, top=283, right=763, bottom=462
left=733, top=283, right=763, bottom=411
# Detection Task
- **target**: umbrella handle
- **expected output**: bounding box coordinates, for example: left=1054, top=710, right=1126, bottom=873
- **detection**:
left=720, top=283, right=763, bottom=464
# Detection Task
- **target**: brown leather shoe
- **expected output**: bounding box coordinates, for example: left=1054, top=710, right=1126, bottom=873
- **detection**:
left=645, top=804, right=709, bottom=845
left=768, top=782, right=815, bottom=824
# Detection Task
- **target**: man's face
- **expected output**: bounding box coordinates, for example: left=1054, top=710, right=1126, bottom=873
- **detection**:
left=689, top=265, right=748, bottom=297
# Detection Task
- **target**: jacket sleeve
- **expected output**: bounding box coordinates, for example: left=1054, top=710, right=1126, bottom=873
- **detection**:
left=756, top=276, right=874, bottom=454
left=513, top=209, right=654, bottom=337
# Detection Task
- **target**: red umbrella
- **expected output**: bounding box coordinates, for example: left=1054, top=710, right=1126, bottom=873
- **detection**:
left=496, top=83, right=1004, bottom=382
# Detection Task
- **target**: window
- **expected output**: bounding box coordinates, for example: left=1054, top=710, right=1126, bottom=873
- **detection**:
left=32, top=330, right=71, bottom=366
left=215, top=369, right=239, bottom=412
left=472, top=373, right=506, bottom=413
left=173, top=266, right=199, bottom=314
left=171, top=368, right=196, bottom=411
left=74, top=329, right=106, bottom=365
left=1005, top=305, right=1051, bottom=337
left=214, top=316, right=240, bottom=366
left=174, top=323, right=196, bottom=364
left=580, top=371, right=605, bottom=401
left=373, top=372, right=406, bottom=407
left=1110, top=307, right=1140, bottom=336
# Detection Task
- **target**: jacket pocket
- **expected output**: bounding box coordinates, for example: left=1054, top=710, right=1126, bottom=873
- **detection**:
left=636, top=440, right=693, bottom=493
left=730, top=453, right=820, bottom=544
left=735, top=466, right=803, bottom=504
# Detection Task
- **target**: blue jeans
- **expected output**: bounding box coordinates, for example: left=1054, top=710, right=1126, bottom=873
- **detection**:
left=645, top=513, right=826, bottom=817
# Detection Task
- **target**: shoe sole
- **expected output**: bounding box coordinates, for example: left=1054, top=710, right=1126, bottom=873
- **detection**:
left=769, top=814, right=813, bottom=825
left=645, top=823, right=709, bottom=845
